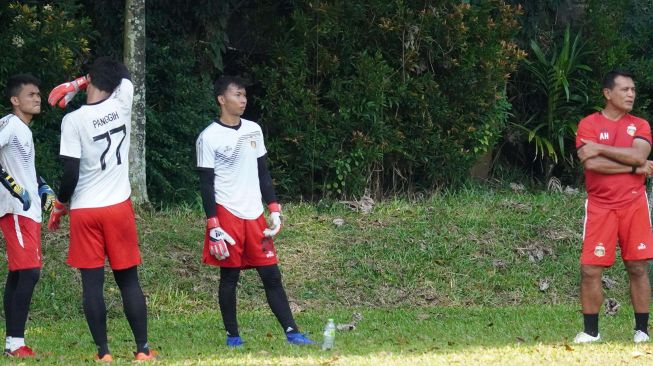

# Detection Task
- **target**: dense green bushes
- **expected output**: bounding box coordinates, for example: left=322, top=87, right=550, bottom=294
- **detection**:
left=504, top=0, right=653, bottom=182
left=0, top=1, right=93, bottom=184
left=3, top=1, right=652, bottom=203
left=252, top=1, right=523, bottom=199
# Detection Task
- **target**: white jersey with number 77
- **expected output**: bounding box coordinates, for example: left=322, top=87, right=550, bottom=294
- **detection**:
left=59, top=78, right=133, bottom=209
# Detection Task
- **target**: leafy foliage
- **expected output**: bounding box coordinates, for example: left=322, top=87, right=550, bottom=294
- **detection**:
left=144, top=0, right=236, bottom=205
left=583, top=0, right=653, bottom=120
left=514, top=26, right=592, bottom=171
left=504, top=0, right=653, bottom=183
left=251, top=1, right=523, bottom=199
left=0, top=1, right=93, bottom=185
left=9, top=1, right=651, bottom=202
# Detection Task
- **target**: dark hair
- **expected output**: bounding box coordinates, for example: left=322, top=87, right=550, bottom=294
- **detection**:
left=602, top=69, right=634, bottom=90
left=213, top=75, right=247, bottom=99
left=5, top=73, right=40, bottom=100
left=88, top=57, right=129, bottom=93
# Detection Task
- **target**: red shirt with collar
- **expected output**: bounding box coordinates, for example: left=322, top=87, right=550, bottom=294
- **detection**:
left=576, top=112, right=652, bottom=208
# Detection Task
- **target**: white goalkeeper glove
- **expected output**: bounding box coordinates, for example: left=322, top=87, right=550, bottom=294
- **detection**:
left=263, top=202, right=282, bottom=237
left=207, top=217, right=236, bottom=260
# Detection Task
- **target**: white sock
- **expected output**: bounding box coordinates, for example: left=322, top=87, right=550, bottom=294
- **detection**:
left=9, top=337, right=24, bottom=352
left=4, top=336, right=10, bottom=351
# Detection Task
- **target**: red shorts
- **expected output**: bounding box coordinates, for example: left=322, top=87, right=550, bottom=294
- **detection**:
left=68, top=199, right=141, bottom=270
left=0, top=214, right=42, bottom=271
left=581, top=195, right=653, bottom=266
left=203, top=205, right=278, bottom=268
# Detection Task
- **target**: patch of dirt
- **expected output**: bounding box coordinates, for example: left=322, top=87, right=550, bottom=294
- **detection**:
left=516, top=242, right=555, bottom=262
left=605, top=298, right=620, bottom=316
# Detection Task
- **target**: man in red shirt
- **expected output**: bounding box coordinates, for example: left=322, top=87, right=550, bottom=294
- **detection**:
left=574, top=70, right=653, bottom=343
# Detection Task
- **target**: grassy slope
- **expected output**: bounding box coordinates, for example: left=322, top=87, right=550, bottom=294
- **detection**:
left=4, top=186, right=652, bottom=364
left=27, top=186, right=635, bottom=319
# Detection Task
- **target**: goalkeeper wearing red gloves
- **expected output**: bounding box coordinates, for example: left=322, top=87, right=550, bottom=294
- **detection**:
left=196, top=76, right=314, bottom=347
left=47, top=58, right=155, bottom=362
left=0, top=74, right=55, bottom=358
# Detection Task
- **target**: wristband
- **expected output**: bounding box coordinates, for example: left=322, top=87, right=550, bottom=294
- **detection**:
left=207, top=216, right=220, bottom=229
left=268, top=202, right=281, bottom=213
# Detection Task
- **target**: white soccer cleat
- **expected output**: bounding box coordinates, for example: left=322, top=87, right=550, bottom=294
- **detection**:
left=634, top=330, right=650, bottom=343
left=573, top=332, right=601, bottom=344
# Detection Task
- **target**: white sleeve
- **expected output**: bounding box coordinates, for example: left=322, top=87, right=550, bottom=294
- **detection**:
left=112, top=78, right=134, bottom=113
left=196, top=132, right=215, bottom=169
left=59, top=115, right=82, bottom=158
left=256, top=126, right=267, bottom=158
left=0, top=117, right=12, bottom=148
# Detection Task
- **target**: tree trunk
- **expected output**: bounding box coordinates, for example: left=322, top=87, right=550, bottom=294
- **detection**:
left=124, top=0, right=148, bottom=203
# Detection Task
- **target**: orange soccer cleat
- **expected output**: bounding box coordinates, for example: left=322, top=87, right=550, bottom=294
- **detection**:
left=95, top=353, right=113, bottom=362
left=134, top=349, right=157, bottom=361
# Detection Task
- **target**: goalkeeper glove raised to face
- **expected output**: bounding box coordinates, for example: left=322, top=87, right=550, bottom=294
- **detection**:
left=207, top=217, right=236, bottom=260
left=0, top=169, right=30, bottom=211
left=48, top=76, right=88, bottom=108
left=38, top=179, right=55, bottom=213
left=263, top=202, right=282, bottom=237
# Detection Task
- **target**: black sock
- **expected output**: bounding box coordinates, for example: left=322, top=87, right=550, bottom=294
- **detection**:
left=635, top=313, right=649, bottom=334
left=256, top=265, right=299, bottom=334
left=5, top=269, right=40, bottom=338
left=80, top=268, right=109, bottom=355
left=113, top=266, right=148, bottom=354
left=96, top=343, right=110, bottom=358
left=4, top=271, right=18, bottom=341
left=583, top=313, right=599, bottom=337
left=219, top=267, right=241, bottom=337
left=136, top=342, right=150, bottom=355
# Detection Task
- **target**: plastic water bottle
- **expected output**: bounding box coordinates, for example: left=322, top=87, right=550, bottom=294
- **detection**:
left=322, top=318, right=336, bottom=350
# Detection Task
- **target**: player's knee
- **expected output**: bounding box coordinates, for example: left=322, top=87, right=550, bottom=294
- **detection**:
left=258, top=266, right=283, bottom=288
left=625, top=262, right=648, bottom=278
left=18, top=268, right=40, bottom=285
left=219, top=268, right=241, bottom=287
left=580, top=265, right=602, bottom=281
left=114, top=266, right=141, bottom=290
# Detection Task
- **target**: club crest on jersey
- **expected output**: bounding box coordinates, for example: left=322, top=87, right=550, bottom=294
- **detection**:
left=594, top=243, right=606, bottom=257
left=626, top=124, right=636, bottom=136
left=250, top=140, right=257, bottom=149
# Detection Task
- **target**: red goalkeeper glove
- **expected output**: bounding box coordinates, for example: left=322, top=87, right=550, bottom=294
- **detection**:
left=47, top=199, right=69, bottom=231
left=207, top=217, right=236, bottom=260
left=263, top=203, right=282, bottom=237
left=48, top=76, right=88, bottom=108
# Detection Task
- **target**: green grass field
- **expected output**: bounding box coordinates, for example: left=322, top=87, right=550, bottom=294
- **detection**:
left=2, top=185, right=651, bottom=364
left=8, top=306, right=653, bottom=365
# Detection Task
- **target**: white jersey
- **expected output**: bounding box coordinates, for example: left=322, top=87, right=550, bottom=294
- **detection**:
left=196, top=119, right=267, bottom=219
left=60, top=79, right=133, bottom=209
left=0, top=114, right=40, bottom=222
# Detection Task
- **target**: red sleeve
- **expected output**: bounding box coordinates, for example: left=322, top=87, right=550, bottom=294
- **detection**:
left=576, top=115, right=596, bottom=149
